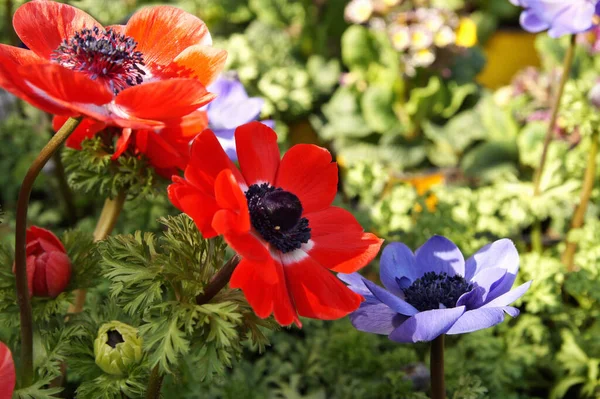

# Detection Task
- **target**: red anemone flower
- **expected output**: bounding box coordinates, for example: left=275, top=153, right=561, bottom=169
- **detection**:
left=0, top=342, right=15, bottom=399
left=0, top=0, right=226, bottom=129
left=52, top=112, right=207, bottom=177
left=168, top=122, right=383, bottom=326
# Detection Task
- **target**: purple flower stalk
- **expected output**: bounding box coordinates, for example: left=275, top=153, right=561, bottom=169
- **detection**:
left=207, top=75, right=274, bottom=161
left=340, top=236, right=532, bottom=343
left=510, top=0, right=600, bottom=38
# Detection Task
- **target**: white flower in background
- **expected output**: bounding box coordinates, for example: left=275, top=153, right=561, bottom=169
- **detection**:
left=390, top=24, right=411, bottom=51
left=410, top=48, right=436, bottom=67
left=345, top=0, right=374, bottom=24
left=410, top=25, right=434, bottom=50
left=434, top=25, right=456, bottom=47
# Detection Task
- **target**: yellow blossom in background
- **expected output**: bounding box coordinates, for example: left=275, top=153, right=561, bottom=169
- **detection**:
left=402, top=172, right=445, bottom=212
left=455, top=17, right=478, bottom=48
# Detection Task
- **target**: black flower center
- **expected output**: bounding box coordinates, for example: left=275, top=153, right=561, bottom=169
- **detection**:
left=106, top=329, right=124, bottom=348
left=246, top=183, right=311, bottom=253
left=51, top=26, right=146, bottom=95
left=403, top=272, right=472, bottom=312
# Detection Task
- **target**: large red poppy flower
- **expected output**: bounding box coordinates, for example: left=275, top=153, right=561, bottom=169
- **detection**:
left=53, top=112, right=208, bottom=177
left=0, top=0, right=226, bottom=129
left=168, top=122, right=383, bottom=326
left=0, top=342, right=15, bottom=399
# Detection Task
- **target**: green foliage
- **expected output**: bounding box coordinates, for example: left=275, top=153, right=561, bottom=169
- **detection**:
left=62, top=137, right=158, bottom=199
left=98, top=214, right=274, bottom=385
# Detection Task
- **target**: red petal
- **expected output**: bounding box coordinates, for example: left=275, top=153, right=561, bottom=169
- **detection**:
left=230, top=257, right=299, bottom=326
left=53, top=116, right=106, bottom=150
left=27, top=226, right=66, bottom=253
left=135, top=130, right=187, bottom=171
left=112, top=128, right=132, bottom=160
left=25, top=255, right=36, bottom=297
left=167, top=177, right=220, bottom=238
left=310, top=232, right=383, bottom=273
left=162, top=110, right=209, bottom=136
left=13, top=0, right=102, bottom=59
left=0, top=44, right=44, bottom=66
left=213, top=170, right=250, bottom=228
left=275, top=144, right=337, bottom=213
left=0, top=342, right=15, bottom=399
left=305, top=207, right=383, bottom=273
left=18, top=63, right=113, bottom=107
left=32, top=255, right=49, bottom=296
left=125, top=6, right=211, bottom=70
left=115, top=78, right=215, bottom=121
left=283, top=255, right=363, bottom=320
left=44, top=251, right=72, bottom=297
left=0, top=47, right=75, bottom=115
left=236, top=122, right=280, bottom=186
left=163, top=45, right=227, bottom=86
left=185, top=130, right=244, bottom=192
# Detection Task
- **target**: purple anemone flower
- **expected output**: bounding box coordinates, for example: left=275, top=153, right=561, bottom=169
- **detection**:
left=510, top=0, right=600, bottom=38
left=207, top=75, right=274, bottom=161
left=340, top=236, right=532, bottom=343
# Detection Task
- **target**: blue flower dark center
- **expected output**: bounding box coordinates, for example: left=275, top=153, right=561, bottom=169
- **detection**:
left=106, top=329, right=124, bottom=349
left=246, top=183, right=311, bottom=253
left=51, top=26, right=146, bottom=95
left=403, top=272, right=472, bottom=312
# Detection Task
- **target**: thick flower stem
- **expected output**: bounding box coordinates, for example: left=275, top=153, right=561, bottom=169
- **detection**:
left=430, top=335, right=446, bottom=399
left=195, top=254, right=242, bottom=305
left=533, top=34, right=576, bottom=196
left=562, top=131, right=599, bottom=271
left=69, top=191, right=127, bottom=314
left=145, top=365, right=163, bottom=399
left=14, top=117, right=81, bottom=387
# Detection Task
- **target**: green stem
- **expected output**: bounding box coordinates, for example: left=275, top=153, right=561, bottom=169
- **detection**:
left=68, top=191, right=126, bottom=314
left=14, top=117, right=81, bottom=387
left=5, top=0, right=18, bottom=46
left=195, top=254, right=242, bottom=305
left=562, top=131, right=599, bottom=271
left=430, top=335, right=446, bottom=399
left=531, top=221, right=543, bottom=254
left=145, top=365, right=164, bottom=399
left=52, top=149, right=78, bottom=225
left=532, top=34, right=577, bottom=196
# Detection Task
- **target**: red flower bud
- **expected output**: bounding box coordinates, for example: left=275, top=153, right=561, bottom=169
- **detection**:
left=14, top=226, right=72, bottom=298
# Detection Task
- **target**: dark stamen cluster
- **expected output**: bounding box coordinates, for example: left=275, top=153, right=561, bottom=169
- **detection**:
left=106, top=329, right=125, bottom=348
left=51, top=26, right=146, bottom=94
left=246, top=183, right=311, bottom=253
left=403, top=272, right=472, bottom=312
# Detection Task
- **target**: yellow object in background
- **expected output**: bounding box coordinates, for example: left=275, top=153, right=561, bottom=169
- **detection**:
left=401, top=172, right=445, bottom=213
left=477, top=30, right=540, bottom=89
left=456, top=17, right=478, bottom=48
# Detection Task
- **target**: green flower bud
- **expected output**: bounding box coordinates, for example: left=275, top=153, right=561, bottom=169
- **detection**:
left=94, top=321, right=143, bottom=376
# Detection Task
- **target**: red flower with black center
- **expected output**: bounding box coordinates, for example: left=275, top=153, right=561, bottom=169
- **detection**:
left=0, top=0, right=226, bottom=129
left=52, top=112, right=207, bottom=178
left=168, top=122, right=383, bottom=326
left=0, top=342, right=15, bottom=399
